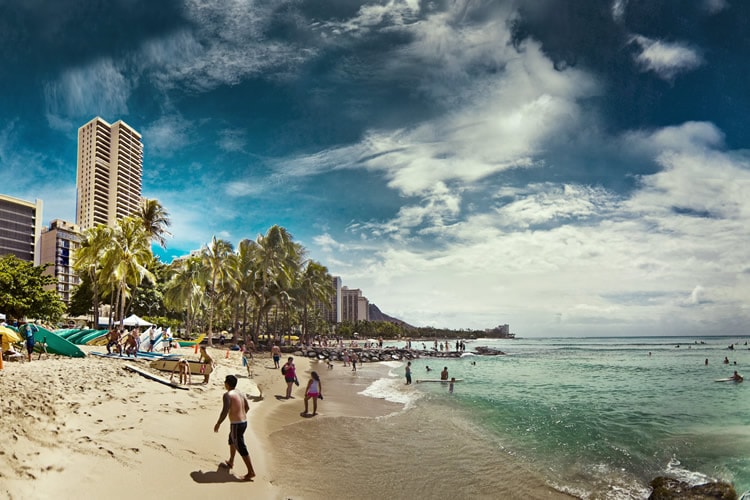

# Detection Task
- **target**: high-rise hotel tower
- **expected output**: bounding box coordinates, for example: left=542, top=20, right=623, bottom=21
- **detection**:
left=76, top=117, right=143, bottom=230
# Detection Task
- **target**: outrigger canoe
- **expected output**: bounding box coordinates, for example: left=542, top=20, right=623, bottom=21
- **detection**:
left=174, top=334, right=205, bottom=347
left=34, top=326, right=86, bottom=358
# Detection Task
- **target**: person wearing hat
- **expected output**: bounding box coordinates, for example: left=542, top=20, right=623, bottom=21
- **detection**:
left=20, top=320, right=38, bottom=362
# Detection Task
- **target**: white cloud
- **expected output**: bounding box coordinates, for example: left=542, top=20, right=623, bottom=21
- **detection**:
left=148, top=0, right=315, bottom=91
left=311, top=119, right=750, bottom=335
left=612, top=0, right=628, bottom=23
left=142, top=115, right=192, bottom=158
left=702, top=0, right=728, bottom=14
left=629, top=35, right=704, bottom=80
left=44, top=58, right=131, bottom=119
left=218, top=129, right=247, bottom=153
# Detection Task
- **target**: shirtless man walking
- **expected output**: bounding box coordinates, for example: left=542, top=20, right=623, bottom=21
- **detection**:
left=271, top=343, right=281, bottom=369
left=214, top=375, right=256, bottom=481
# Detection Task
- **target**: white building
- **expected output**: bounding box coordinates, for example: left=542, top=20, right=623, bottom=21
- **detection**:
left=76, top=117, right=143, bottom=230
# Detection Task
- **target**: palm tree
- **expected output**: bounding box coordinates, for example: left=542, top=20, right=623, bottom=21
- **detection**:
left=139, top=198, right=172, bottom=249
left=164, top=255, right=205, bottom=337
left=201, top=236, right=233, bottom=346
left=252, top=225, right=302, bottom=342
left=295, top=260, right=333, bottom=343
left=73, top=224, right=114, bottom=327
left=227, top=238, right=261, bottom=344
left=101, top=217, right=155, bottom=328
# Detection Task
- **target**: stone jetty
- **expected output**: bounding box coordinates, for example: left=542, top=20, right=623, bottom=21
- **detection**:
left=277, top=345, right=505, bottom=362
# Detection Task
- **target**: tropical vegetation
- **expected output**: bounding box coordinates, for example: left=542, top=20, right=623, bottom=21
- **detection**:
left=70, top=198, right=343, bottom=345
left=0, top=254, right=66, bottom=322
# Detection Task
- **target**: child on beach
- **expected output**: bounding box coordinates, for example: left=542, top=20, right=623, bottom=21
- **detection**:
left=302, top=371, right=323, bottom=416
left=242, top=347, right=253, bottom=377
left=170, top=358, right=191, bottom=385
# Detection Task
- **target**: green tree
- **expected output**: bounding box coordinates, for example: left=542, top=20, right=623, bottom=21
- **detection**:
left=100, top=217, right=155, bottom=328
left=227, top=238, right=261, bottom=344
left=0, top=255, right=66, bottom=322
left=163, top=256, right=205, bottom=337
left=252, top=225, right=301, bottom=341
left=139, top=198, right=172, bottom=249
left=201, top=236, right=233, bottom=346
left=294, top=260, right=333, bottom=343
left=73, top=224, right=114, bottom=326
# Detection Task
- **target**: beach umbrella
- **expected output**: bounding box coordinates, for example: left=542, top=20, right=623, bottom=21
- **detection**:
left=0, top=325, right=22, bottom=350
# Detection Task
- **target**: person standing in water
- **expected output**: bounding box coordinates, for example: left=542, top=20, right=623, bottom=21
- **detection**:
left=214, top=375, right=255, bottom=481
left=302, top=371, right=323, bottom=416
left=405, top=361, right=412, bottom=385
left=440, top=367, right=449, bottom=381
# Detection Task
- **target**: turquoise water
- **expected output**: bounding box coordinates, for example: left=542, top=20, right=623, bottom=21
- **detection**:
left=404, top=336, right=750, bottom=498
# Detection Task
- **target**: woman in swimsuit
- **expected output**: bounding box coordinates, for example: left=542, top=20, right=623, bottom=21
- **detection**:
left=303, top=371, right=322, bottom=416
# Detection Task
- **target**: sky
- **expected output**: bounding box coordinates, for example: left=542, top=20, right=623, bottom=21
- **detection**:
left=2, top=0, right=750, bottom=336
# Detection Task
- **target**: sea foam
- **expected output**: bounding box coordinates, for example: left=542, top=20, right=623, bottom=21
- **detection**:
left=358, top=376, right=421, bottom=407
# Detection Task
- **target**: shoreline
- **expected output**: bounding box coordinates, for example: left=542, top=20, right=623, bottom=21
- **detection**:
left=1, top=345, right=574, bottom=500
left=0, top=346, right=407, bottom=500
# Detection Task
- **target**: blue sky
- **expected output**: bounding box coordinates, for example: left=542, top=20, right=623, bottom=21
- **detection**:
left=2, top=0, right=750, bottom=336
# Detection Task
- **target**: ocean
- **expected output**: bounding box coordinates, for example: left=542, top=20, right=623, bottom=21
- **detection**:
left=271, top=336, right=749, bottom=499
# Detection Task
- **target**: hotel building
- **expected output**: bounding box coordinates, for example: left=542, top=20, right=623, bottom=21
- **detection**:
left=0, top=193, right=43, bottom=264
left=341, top=286, right=369, bottom=322
left=316, top=276, right=343, bottom=324
left=76, top=117, right=143, bottom=230
left=39, top=219, right=81, bottom=305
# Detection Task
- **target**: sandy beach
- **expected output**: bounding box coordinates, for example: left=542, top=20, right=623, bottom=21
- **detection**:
left=0, top=345, right=403, bottom=500
left=1, top=344, right=576, bottom=500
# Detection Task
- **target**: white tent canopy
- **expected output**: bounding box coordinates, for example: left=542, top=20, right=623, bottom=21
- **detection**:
left=122, top=314, right=153, bottom=327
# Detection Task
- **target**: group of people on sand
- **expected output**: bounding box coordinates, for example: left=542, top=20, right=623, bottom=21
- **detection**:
left=277, top=353, right=324, bottom=417
left=106, top=328, right=140, bottom=356
left=169, top=346, right=215, bottom=385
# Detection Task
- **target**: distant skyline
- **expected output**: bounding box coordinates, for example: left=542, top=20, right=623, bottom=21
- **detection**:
left=2, top=0, right=749, bottom=336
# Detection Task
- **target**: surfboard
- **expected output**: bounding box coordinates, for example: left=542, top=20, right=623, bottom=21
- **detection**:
left=149, top=358, right=213, bottom=375
left=67, top=329, right=94, bottom=344
left=90, top=350, right=175, bottom=360
left=123, top=364, right=188, bottom=390
left=32, top=326, right=86, bottom=358
left=80, top=329, right=109, bottom=345
left=415, top=379, right=464, bottom=384
left=715, top=378, right=742, bottom=383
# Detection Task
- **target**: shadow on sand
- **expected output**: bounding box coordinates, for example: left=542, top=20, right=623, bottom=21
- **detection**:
left=190, top=466, right=247, bottom=484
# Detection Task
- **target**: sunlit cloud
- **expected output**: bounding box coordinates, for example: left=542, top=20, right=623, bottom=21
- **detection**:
left=142, top=114, right=192, bottom=158
left=44, top=58, right=131, bottom=120
left=629, top=35, right=704, bottom=80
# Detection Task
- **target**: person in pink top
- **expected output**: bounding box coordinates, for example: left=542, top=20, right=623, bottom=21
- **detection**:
left=302, top=371, right=323, bottom=416
left=283, top=357, right=296, bottom=399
